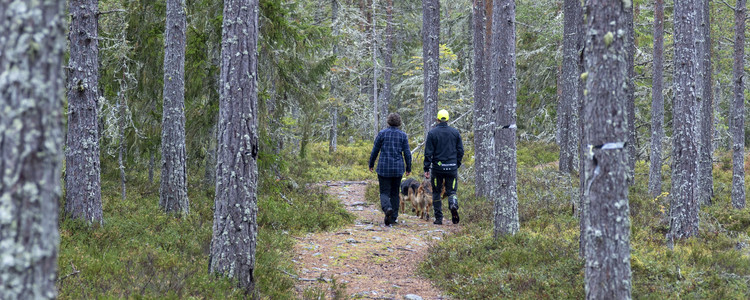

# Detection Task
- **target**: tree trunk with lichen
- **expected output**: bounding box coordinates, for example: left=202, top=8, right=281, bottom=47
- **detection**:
left=160, top=0, right=189, bottom=214
left=625, top=2, right=636, bottom=183
left=330, top=0, right=340, bottom=154
left=732, top=0, right=746, bottom=209
left=423, top=0, right=440, bottom=137
left=0, top=1, right=66, bottom=298
left=491, top=0, right=519, bottom=237
left=473, top=0, right=494, bottom=198
left=582, top=1, right=632, bottom=298
left=669, top=0, right=700, bottom=241
left=649, top=0, right=665, bottom=197
left=694, top=0, right=712, bottom=206
left=208, top=0, right=260, bottom=294
left=698, top=0, right=713, bottom=206
left=65, top=0, right=103, bottom=224
left=558, top=0, right=583, bottom=173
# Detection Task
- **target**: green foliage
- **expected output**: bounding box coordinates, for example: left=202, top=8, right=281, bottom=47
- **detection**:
left=296, top=141, right=377, bottom=181
left=58, top=147, right=356, bottom=298
left=422, top=143, right=750, bottom=298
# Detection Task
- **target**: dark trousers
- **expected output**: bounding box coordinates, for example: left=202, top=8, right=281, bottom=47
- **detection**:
left=378, top=175, right=402, bottom=220
left=431, top=170, right=457, bottom=221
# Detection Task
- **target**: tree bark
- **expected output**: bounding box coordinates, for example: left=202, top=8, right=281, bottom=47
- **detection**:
left=732, top=0, right=746, bottom=209
left=383, top=0, right=394, bottom=119
left=558, top=0, right=583, bottom=173
left=160, top=0, right=189, bottom=215
left=491, top=0, right=519, bottom=237
left=693, top=0, right=711, bottom=206
left=330, top=0, right=340, bottom=154
left=0, top=1, right=66, bottom=298
left=422, top=0, right=440, bottom=138
left=649, top=0, right=665, bottom=197
left=65, top=0, right=103, bottom=224
left=118, top=77, right=127, bottom=201
left=698, top=0, right=713, bottom=206
left=473, top=0, right=494, bottom=198
left=373, top=0, right=380, bottom=133
left=669, top=0, right=700, bottom=240
left=625, top=1, right=636, bottom=182
left=209, top=0, right=260, bottom=294
left=582, top=1, right=632, bottom=298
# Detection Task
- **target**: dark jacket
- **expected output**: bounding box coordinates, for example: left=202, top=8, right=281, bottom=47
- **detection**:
left=424, top=122, right=464, bottom=173
left=369, top=127, right=412, bottom=177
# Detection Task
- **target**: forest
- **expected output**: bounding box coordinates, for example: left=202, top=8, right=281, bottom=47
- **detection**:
left=2, top=0, right=750, bottom=298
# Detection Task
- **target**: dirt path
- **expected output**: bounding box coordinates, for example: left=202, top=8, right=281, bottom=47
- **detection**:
left=293, top=181, right=459, bottom=299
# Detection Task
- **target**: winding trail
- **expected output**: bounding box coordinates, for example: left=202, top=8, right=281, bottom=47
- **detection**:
left=293, top=181, right=459, bottom=299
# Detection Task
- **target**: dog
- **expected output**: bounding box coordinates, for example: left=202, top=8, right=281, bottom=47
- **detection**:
left=415, top=179, right=447, bottom=221
left=399, top=178, right=421, bottom=215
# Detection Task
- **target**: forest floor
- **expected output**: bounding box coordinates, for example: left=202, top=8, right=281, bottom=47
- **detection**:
left=292, top=181, right=459, bottom=299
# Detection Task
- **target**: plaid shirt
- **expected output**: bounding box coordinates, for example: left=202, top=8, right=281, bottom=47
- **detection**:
left=369, top=127, right=412, bottom=177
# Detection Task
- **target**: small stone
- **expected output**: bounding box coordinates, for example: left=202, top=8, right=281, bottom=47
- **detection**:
left=404, top=294, right=423, bottom=300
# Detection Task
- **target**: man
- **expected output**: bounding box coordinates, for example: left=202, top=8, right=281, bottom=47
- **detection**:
left=424, top=109, right=464, bottom=225
left=369, top=113, right=412, bottom=226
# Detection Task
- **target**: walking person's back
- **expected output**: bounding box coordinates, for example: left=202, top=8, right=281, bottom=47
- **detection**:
left=424, top=109, right=463, bottom=225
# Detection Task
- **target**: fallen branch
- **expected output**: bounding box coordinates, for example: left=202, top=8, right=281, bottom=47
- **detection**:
left=57, top=262, right=81, bottom=283
left=396, top=247, right=416, bottom=252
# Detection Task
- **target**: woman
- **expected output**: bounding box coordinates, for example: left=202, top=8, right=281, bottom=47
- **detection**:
left=368, top=113, right=412, bottom=226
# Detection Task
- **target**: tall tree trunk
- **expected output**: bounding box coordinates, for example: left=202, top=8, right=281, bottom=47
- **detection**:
left=373, top=0, right=380, bottom=133
left=383, top=0, right=394, bottom=117
left=422, top=0, right=440, bottom=138
left=649, top=0, right=665, bottom=197
left=330, top=0, right=340, bottom=153
left=160, top=0, right=189, bottom=214
left=582, top=1, right=632, bottom=297
left=118, top=81, right=127, bottom=202
left=698, top=0, right=713, bottom=206
left=693, top=0, right=709, bottom=206
left=0, top=1, right=66, bottom=298
left=473, top=0, right=494, bottom=198
left=491, top=0, right=519, bottom=237
left=732, top=0, right=746, bottom=209
left=625, top=1, right=636, bottom=182
left=559, top=0, right=583, bottom=173
left=65, top=0, right=103, bottom=224
left=209, top=0, right=260, bottom=294
left=669, top=0, right=700, bottom=241
left=576, top=0, right=586, bottom=259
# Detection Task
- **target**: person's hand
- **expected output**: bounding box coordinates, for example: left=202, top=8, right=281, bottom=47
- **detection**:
left=405, top=171, right=411, bottom=177
left=424, top=172, right=430, bottom=179
left=369, top=167, right=374, bottom=173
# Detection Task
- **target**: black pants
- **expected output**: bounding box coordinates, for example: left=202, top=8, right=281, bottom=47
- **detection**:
left=378, top=175, right=402, bottom=220
left=432, top=170, right=457, bottom=221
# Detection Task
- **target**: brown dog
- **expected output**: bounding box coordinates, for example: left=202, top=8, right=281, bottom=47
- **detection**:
left=399, top=178, right=421, bottom=215
left=415, top=179, right=446, bottom=221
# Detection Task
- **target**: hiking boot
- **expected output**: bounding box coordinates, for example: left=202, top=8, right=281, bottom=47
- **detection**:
left=449, top=196, right=459, bottom=224
left=433, top=219, right=443, bottom=225
left=384, top=208, right=394, bottom=226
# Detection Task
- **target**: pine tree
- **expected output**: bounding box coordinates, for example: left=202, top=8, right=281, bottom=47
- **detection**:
left=65, top=0, right=104, bottom=224
left=732, top=0, right=746, bottom=209
left=582, top=1, right=632, bottom=297
left=558, top=0, right=583, bottom=173
left=669, top=0, right=700, bottom=241
left=160, top=0, right=189, bottom=214
left=422, top=0, right=440, bottom=137
left=649, top=0, right=665, bottom=197
left=473, top=0, right=494, bottom=198
left=491, top=0, right=519, bottom=237
left=0, top=1, right=66, bottom=298
left=208, top=0, right=260, bottom=294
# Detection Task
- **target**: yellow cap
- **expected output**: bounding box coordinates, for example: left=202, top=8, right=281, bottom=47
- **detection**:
left=437, top=109, right=449, bottom=121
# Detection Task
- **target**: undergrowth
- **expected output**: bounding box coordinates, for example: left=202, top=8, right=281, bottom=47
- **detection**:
left=421, top=144, right=750, bottom=299
left=57, top=143, right=358, bottom=299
